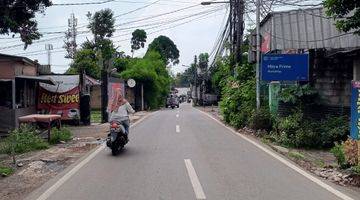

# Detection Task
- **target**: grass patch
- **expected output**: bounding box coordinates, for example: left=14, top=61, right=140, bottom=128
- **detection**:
left=0, top=166, right=14, bottom=177
left=314, top=159, right=326, bottom=168
left=91, top=110, right=101, bottom=123
left=261, top=137, right=271, bottom=145
left=49, top=128, right=72, bottom=144
left=0, top=125, right=49, bottom=154
left=288, top=151, right=305, bottom=160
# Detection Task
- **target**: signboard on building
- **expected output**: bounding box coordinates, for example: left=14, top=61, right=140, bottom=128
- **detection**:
left=38, top=75, right=80, bottom=120
left=350, top=81, right=360, bottom=140
left=261, top=54, right=309, bottom=81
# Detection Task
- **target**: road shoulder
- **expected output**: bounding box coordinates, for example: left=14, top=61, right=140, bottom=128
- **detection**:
left=196, top=106, right=360, bottom=200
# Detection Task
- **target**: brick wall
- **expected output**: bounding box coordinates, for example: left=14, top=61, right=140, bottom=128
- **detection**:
left=311, top=49, right=353, bottom=108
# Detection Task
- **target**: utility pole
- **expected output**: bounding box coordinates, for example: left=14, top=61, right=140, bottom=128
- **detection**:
left=256, top=0, right=261, bottom=109
left=235, top=0, right=245, bottom=65
left=45, top=44, right=53, bottom=65
left=194, top=56, right=198, bottom=106
left=201, top=0, right=245, bottom=73
left=229, top=0, right=233, bottom=61
left=64, top=13, right=78, bottom=59
left=141, top=84, right=144, bottom=110
left=98, top=51, right=109, bottom=123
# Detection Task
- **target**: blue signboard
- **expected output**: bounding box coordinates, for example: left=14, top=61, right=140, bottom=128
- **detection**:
left=350, top=81, right=360, bottom=140
left=261, top=54, right=309, bottom=81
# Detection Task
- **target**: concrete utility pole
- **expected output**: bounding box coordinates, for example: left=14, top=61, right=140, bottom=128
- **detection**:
left=202, top=0, right=244, bottom=74
left=256, top=0, right=261, bottom=109
left=194, top=56, right=198, bottom=106
left=65, top=13, right=78, bottom=59
left=235, top=0, right=245, bottom=66
left=229, top=0, right=233, bottom=61
left=141, top=84, right=144, bottom=111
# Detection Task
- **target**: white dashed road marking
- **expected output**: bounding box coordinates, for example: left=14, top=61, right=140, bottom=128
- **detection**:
left=176, top=125, right=180, bottom=133
left=184, top=159, right=206, bottom=200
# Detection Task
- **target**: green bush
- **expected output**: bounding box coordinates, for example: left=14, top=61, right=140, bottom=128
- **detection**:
left=276, top=112, right=302, bottom=139
left=318, top=116, right=349, bottom=148
left=271, top=111, right=349, bottom=149
left=0, top=166, right=14, bottom=177
left=49, top=128, right=72, bottom=144
left=0, top=124, right=49, bottom=154
left=331, top=143, right=347, bottom=168
left=248, top=107, right=272, bottom=131
left=219, top=77, right=256, bottom=129
left=351, top=165, right=360, bottom=175
left=293, top=122, right=320, bottom=148
left=279, top=84, right=319, bottom=106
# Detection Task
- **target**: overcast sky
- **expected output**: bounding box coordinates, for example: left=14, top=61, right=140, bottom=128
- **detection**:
left=0, top=0, right=233, bottom=75
left=0, top=0, right=321, bottom=75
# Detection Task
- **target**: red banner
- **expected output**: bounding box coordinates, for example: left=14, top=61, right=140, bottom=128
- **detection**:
left=37, top=75, right=80, bottom=120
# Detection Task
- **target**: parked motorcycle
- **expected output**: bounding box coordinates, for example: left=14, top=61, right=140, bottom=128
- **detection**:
left=106, top=121, right=128, bottom=155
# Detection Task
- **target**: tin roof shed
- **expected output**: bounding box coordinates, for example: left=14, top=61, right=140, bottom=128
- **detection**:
left=251, top=7, right=360, bottom=52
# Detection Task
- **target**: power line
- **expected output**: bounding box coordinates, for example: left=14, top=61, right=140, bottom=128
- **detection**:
left=114, top=0, right=162, bottom=18
left=52, top=0, right=116, bottom=6
left=209, top=7, right=230, bottom=59
left=111, top=6, right=225, bottom=37
left=0, top=4, right=218, bottom=50
left=15, top=7, right=225, bottom=55
left=113, top=4, right=217, bottom=28
left=112, top=7, right=227, bottom=43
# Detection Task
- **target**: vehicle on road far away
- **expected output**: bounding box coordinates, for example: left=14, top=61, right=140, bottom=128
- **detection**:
left=166, top=94, right=179, bottom=109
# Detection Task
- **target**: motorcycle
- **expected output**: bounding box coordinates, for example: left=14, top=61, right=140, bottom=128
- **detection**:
left=106, top=121, right=128, bottom=155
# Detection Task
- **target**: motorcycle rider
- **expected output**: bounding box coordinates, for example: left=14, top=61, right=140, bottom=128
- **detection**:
left=108, top=88, right=135, bottom=136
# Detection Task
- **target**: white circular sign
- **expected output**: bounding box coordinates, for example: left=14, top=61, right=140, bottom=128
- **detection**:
left=127, top=79, right=136, bottom=88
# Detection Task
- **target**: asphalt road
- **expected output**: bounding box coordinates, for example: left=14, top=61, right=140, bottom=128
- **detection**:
left=28, top=104, right=358, bottom=200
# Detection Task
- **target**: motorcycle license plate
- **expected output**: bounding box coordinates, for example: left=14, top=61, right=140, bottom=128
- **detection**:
left=110, top=132, right=118, bottom=142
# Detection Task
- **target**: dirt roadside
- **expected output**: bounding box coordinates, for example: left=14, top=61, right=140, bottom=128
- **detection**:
left=0, top=111, right=149, bottom=200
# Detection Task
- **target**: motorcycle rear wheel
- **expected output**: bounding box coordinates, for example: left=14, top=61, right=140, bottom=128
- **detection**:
left=111, top=144, right=123, bottom=156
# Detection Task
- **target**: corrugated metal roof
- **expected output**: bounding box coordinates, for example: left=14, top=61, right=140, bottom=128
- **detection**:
left=0, top=53, right=39, bottom=66
left=253, top=7, right=360, bottom=51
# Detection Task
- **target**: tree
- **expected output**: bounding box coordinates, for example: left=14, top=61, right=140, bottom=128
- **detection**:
left=147, top=35, right=180, bottom=65
left=198, top=53, right=209, bottom=70
left=66, top=49, right=100, bottom=79
left=324, top=0, right=360, bottom=34
left=131, top=29, right=147, bottom=57
left=120, top=51, right=172, bottom=109
left=66, top=38, right=117, bottom=78
left=87, top=9, right=116, bottom=42
left=0, top=0, right=52, bottom=48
